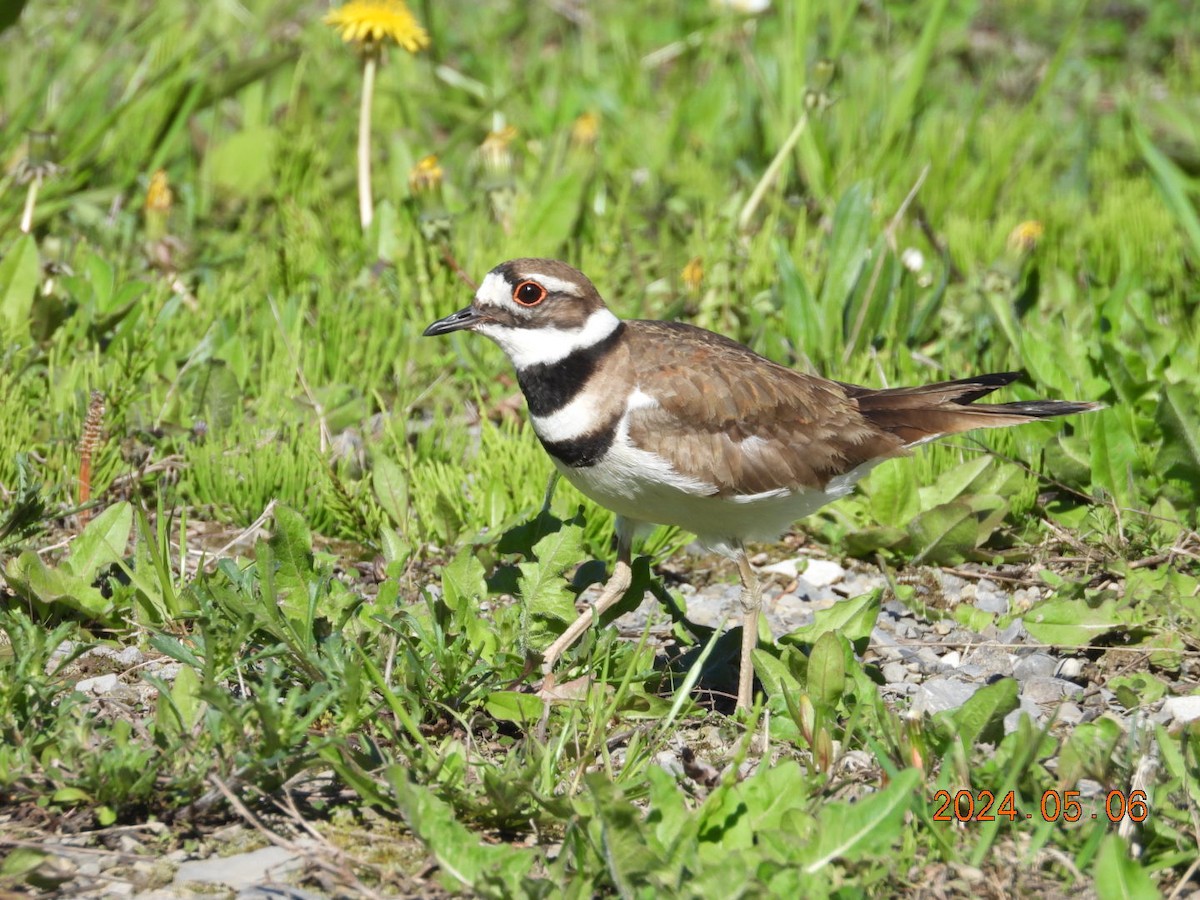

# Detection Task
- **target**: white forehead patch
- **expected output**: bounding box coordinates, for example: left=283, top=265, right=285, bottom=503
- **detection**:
left=475, top=271, right=515, bottom=310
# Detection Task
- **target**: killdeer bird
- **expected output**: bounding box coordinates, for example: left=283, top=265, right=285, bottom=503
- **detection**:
left=425, top=258, right=1100, bottom=711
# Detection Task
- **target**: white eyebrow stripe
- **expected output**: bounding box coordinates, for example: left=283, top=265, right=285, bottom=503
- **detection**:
left=519, top=273, right=582, bottom=296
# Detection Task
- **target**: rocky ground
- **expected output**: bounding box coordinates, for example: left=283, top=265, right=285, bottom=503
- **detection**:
left=5, top=550, right=1197, bottom=899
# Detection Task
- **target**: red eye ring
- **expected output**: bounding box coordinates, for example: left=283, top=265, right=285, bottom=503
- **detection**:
left=513, top=280, right=547, bottom=307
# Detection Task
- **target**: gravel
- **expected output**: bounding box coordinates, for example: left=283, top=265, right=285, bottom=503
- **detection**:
left=607, top=556, right=1176, bottom=736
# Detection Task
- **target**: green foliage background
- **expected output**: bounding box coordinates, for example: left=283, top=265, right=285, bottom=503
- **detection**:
left=1, top=0, right=1199, bottom=895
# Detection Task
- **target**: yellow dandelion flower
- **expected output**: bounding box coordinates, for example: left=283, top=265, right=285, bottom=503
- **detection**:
left=682, top=256, right=704, bottom=292
left=324, top=0, right=430, bottom=53
left=409, top=154, right=443, bottom=194
left=1007, top=220, right=1044, bottom=253
left=144, top=169, right=173, bottom=214
left=571, top=111, right=599, bottom=148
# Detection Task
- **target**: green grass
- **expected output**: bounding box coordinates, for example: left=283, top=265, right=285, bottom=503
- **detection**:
left=2, top=0, right=1200, bottom=895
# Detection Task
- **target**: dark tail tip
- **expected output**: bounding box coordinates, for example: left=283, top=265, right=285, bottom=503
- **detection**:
left=987, top=400, right=1105, bottom=418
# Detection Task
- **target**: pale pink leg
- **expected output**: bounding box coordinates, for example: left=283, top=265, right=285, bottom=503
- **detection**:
left=540, top=520, right=635, bottom=677
left=735, top=549, right=762, bottom=712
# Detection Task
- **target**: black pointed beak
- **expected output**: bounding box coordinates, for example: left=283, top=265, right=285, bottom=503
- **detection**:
left=423, top=306, right=482, bottom=336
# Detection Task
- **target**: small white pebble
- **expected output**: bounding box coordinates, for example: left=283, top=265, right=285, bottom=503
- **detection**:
left=76, top=674, right=121, bottom=695
left=1163, top=696, right=1200, bottom=724
left=1055, top=658, right=1084, bottom=679
left=801, top=559, right=845, bottom=587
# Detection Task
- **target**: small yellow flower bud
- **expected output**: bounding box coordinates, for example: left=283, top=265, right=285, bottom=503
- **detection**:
left=145, top=169, right=173, bottom=214
left=409, top=155, right=444, bottom=195
left=1007, top=220, right=1044, bottom=253
left=571, top=111, right=600, bottom=149
left=479, top=125, right=517, bottom=176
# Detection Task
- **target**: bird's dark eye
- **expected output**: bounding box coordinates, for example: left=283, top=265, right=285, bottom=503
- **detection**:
left=513, top=280, right=547, bottom=307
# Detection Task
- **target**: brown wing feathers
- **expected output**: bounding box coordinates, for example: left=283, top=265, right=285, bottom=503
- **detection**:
left=623, top=321, right=1097, bottom=494
left=625, top=322, right=906, bottom=495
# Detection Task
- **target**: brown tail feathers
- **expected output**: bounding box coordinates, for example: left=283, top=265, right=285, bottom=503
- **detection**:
left=845, top=372, right=1102, bottom=447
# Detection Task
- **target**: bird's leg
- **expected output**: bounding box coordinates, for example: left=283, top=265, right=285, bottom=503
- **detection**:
left=539, top=522, right=634, bottom=680
left=735, top=548, right=763, bottom=712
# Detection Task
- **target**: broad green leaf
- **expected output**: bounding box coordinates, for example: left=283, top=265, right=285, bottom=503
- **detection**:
left=1153, top=724, right=1200, bottom=807
left=518, top=523, right=585, bottom=625
left=149, top=633, right=203, bottom=668
left=386, top=770, right=537, bottom=893
left=1108, top=672, right=1168, bottom=709
left=738, top=760, right=815, bottom=834
left=585, top=775, right=670, bottom=891
left=1090, top=410, right=1139, bottom=506
left=0, top=848, right=47, bottom=877
left=194, top=359, right=240, bottom=431
left=907, top=501, right=977, bottom=565
left=776, top=240, right=821, bottom=362
left=63, top=501, right=132, bottom=579
left=953, top=604, right=996, bottom=634
left=1156, top=383, right=1200, bottom=502
left=171, top=664, right=203, bottom=731
left=820, top=183, right=871, bottom=349
left=441, top=549, right=487, bottom=616
left=1023, top=597, right=1128, bottom=646
left=801, top=768, right=921, bottom=873
left=52, top=787, right=92, bottom=803
left=0, top=233, right=39, bottom=336
left=441, top=551, right=497, bottom=661
left=808, top=631, right=847, bottom=708
left=753, top=647, right=804, bottom=698
left=844, top=524, right=907, bottom=557
left=1058, top=719, right=1123, bottom=787
left=1021, top=330, right=1082, bottom=394
left=516, top=170, right=585, bottom=252
left=372, top=455, right=411, bottom=529
left=781, top=590, right=881, bottom=652
left=484, top=690, right=545, bottom=723
left=938, top=677, right=1018, bottom=748
left=207, top=124, right=278, bottom=197
left=918, top=456, right=993, bottom=509
left=1093, top=834, right=1159, bottom=900
left=967, top=493, right=1010, bottom=548
left=9, top=500, right=129, bottom=616
left=7, top=551, right=113, bottom=618
left=645, top=764, right=694, bottom=851
left=866, top=458, right=920, bottom=528
left=379, top=526, right=409, bottom=568
left=844, top=239, right=899, bottom=356
left=268, top=505, right=315, bottom=624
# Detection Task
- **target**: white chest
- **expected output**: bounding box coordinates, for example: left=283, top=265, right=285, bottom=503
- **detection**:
left=548, top=408, right=875, bottom=550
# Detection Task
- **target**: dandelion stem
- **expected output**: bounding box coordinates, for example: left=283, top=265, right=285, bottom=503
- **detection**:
left=357, top=52, right=378, bottom=230
left=20, top=172, right=41, bottom=234
left=737, top=112, right=808, bottom=234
